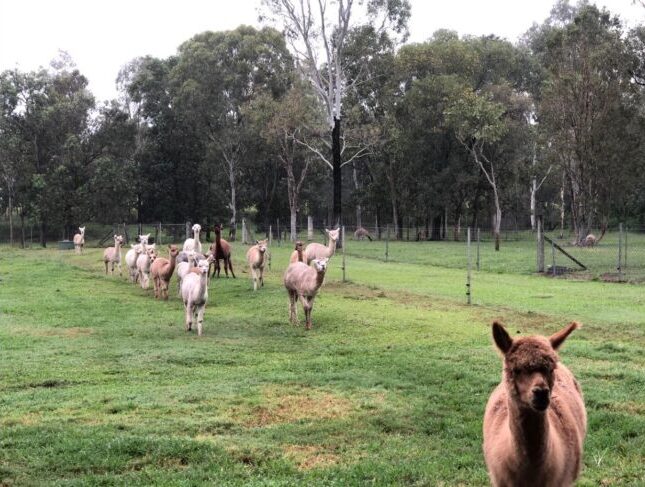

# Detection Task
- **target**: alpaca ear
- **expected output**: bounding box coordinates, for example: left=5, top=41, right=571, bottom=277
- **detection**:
left=549, top=322, right=580, bottom=350
left=492, top=321, right=513, bottom=354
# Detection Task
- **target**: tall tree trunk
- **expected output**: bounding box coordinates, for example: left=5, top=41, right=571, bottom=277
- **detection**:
left=530, top=176, right=537, bottom=231
left=431, top=215, right=442, bottom=241
left=493, top=189, right=502, bottom=251
left=20, top=212, right=25, bottom=248
left=332, top=117, right=342, bottom=247
left=40, top=219, right=47, bottom=248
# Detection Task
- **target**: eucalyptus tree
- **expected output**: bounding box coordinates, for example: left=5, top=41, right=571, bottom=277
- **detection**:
left=527, top=3, right=638, bottom=243
left=170, top=26, right=293, bottom=238
left=261, top=0, right=410, bottom=236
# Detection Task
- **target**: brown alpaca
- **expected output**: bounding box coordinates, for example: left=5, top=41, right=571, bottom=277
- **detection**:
left=208, top=224, right=236, bottom=279
left=289, top=240, right=305, bottom=263
left=150, top=245, right=179, bottom=300
left=246, top=239, right=268, bottom=291
left=353, top=226, right=372, bottom=241
left=483, top=321, right=587, bottom=487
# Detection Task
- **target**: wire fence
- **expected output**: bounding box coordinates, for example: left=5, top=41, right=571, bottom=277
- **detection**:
left=2, top=218, right=645, bottom=283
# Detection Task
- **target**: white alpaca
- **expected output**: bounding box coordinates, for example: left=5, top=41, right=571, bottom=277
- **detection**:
left=103, top=235, right=125, bottom=275
left=183, top=224, right=202, bottom=253
left=246, top=239, right=268, bottom=291
left=283, top=258, right=328, bottom=329
left=73, top=226, right=86, bottom=254
left=181, top=259, right=211, bottom=336
left=125, top=243, right=145, bottom=283
left=304, top=228, right=340, bottom=264
left=136, top=244, right=157, bottom=289
left=138, top=233, right=150, bottom=246
left=175, top=250, right=197, bottom=296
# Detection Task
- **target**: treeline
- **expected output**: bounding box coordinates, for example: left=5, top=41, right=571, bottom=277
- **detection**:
left=2, top=1, right=645, bottom=247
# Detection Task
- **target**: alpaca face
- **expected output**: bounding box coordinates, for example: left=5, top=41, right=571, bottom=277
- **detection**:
left=326, top=228, right=340, bottom=241
left=79, top=226, right=85, bottom=235
left=114, top=235, right=125, bottom=246
left=138, top=234, right=150, bottom=245
left=492, top=321, right=580, bottom=413
left=256, top=239, right=268, bottom=253
left=168, top=244, right=179, bottom=257
left=313, top=258, right=329, bottom=272
left=192, top=224, right=201, bottom=234
left=197, top=260, right=209, bottom=275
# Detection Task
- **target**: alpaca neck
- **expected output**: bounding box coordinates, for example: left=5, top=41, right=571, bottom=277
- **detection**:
left=168, top=253, right=177, bottom=273
left=327, top=238, right=336, bottom=256
left=215, top=231, right=223, bottom=256
left=315, top=269, right=326, bottom=289
left=507, top=395, right=550, bottom=463
left=297, top=248, right=303, bottom=262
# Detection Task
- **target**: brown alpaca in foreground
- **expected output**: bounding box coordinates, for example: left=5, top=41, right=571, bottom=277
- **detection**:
left=246, top=239, right=268, bottom=291
left=150, top=245, right=179, bottom=300
left=304, top=228, right=340, bottom=264
left=209, top=224, right=235, bottom=279
left=289, top=240, right=305, bottom=263
left=283, top=258, right=328, bottom=330
left=483, top=321, right=586, bottom=487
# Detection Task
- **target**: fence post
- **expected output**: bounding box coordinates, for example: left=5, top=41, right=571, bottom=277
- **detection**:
left=185, top=222, right=190, bottom=239
left=617, top=223, right=623, bottom=281
left=242, top=219, right=248, bottom=244
left=552, top=240, right=556, bottom=277
left=277, top=219, right=281, bottom=246
left=624, top=225, right=628, bottom=274
left=308, top=216, right=314, bottom=241
left=138, top=222, right=143, bottom=236
left=476, top=227, right=481, bottom=271
left=467, top=227, right=472, bottom=305
left=156, top=222, right=161, bottom=245
left=537, top=215, right=545, bottom=273
left=385, top=224, right=390, bottom=262
left=342, top=226, right=346, bottom=283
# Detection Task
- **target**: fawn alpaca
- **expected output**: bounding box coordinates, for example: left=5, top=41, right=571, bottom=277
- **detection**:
left=283, top=258, right=328, bottom=330
left=289, top=240, right=305, bottom=263
left=246, top=239, right=268, bottom=291
left=304, top=228, right=340, bottom=264
left=150, top=245, right=179, bottom=300
left=181, top=259, right=211, bottom=336
left=103, top=235, right=125, bottom=275
left=483, top=321, right=586, bottom=487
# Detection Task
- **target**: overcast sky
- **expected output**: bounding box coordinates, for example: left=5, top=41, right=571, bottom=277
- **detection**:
left=1, top=0, right=643, bottom=102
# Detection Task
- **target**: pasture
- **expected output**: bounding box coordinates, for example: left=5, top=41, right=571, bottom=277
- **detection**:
left=0, top=239, right=643, bottom=486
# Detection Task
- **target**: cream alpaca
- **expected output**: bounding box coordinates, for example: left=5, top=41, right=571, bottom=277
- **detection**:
left=73, top=226, right=85, bottom=254
left=246, top=239, right=268, bottom=291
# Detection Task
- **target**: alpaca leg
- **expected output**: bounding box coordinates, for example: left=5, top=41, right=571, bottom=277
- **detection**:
left=228, top=258, right=236, bottom=278
left=104, top=261, right=108, bottom=274
left=118, top=262, right=122, bottom=276
left=251, top=267, right=257, bottom=291
left=260, top=268, right=264, bottom=287
left=299, top=295, right=313, bottom=330
left=288, top=291, right=297, bottom=324
left=185, top=302, right=193, bottom=332
left=196, top=304, right=205, bottom=336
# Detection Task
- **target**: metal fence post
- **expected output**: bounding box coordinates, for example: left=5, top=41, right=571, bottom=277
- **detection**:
left=342, top=226, right=346, bottom=283
left=185, top=222, right=190, bottom=239
left=552, top=240, right=556, bottom=277
left=476, top=227, right=481, bottom=271
left=385, top=225, right=390, bottom=262
left=624, top=225, right=628, bottom=274
left=308, top=216, right=314, bottom=241
left=467, top=227, right=472, bottom=305
left=537, top=215, right=545, bottom=273
left=617, top=223, right=623, bottom=280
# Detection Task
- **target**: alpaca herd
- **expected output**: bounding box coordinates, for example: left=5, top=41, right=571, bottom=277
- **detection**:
left=74, top=224, right=589, bottom=484
left=88, top=225, right=342, bottom=335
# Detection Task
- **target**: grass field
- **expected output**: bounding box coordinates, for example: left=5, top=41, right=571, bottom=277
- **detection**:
left=0, top=240, right=643, bottom=486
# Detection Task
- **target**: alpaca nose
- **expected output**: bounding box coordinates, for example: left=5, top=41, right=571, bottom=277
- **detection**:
left=532, top=387, right=550, bottom=410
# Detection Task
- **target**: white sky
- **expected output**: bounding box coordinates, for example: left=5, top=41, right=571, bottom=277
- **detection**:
left=1, top=0, right=643, bottom=102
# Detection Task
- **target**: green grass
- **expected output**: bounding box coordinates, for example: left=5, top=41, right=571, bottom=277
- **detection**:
left=0, top=242, right=643, bottom=486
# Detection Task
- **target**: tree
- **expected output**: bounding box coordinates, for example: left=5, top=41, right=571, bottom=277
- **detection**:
left=528, top=4, right=638, bottom=244
left=247, top=81, right=326, bottom=240
left=262, top=0, right=410, bottom=239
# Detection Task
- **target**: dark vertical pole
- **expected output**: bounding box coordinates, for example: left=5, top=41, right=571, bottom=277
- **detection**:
left=467, top=227, right=472, bottom=305
left=385, top=224, right=390, bottom=262
left=342, top=226, right=346, bottom=283
left=537, top=215, right=545, bottom=273
left=476, top=227, right=481, bottom=271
